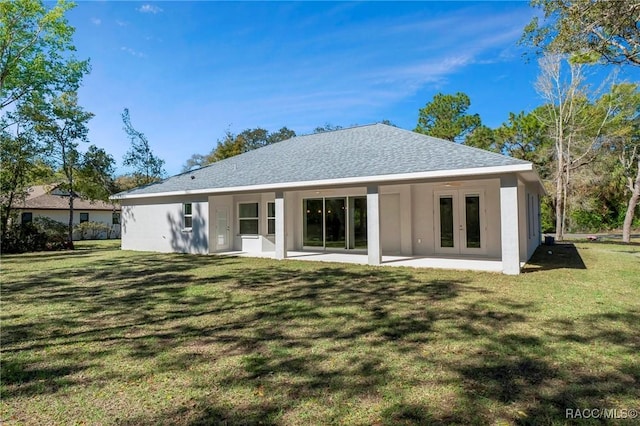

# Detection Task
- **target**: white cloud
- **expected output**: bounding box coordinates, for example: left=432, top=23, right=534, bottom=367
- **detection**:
left=137, top=4, right=163, bottom=14
left=120, top=47, right=147, bottom=58
left=91, top=18, right=101, bottom=25
left=115, top=20, right=128, bottom=27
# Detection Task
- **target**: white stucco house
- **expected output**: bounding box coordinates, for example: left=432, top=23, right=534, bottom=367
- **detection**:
left=17, top=185, right=121, bottom=240
left=112, top=124, right=544, bottom=275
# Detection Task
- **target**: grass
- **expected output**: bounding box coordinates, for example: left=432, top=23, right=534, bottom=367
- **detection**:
left=1, top=240, right=639, bottom=425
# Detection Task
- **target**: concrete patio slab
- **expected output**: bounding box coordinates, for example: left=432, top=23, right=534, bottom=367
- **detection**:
left=215, top=250, right=503, bottom=272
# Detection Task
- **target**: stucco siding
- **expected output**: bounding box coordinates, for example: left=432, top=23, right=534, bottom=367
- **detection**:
left=484, top=180, right=503, bottom=259
left=524, top=182, right=542, bottom=260
left=119, top=176, right=537, bottom=275
left=515, top=179, right=543, bottom=263
left=380, top=193, right=401, bottom=254
left=411, top=179, right=501, bottom=258
left=411, top=183, right=434, bottom=256
left=121, top=196, right=208, bottom=254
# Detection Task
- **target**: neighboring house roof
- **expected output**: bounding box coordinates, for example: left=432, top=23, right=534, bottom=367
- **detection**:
left=16, top=185, right=120, bottom=211
left=113, top=123, right=541, bottom=200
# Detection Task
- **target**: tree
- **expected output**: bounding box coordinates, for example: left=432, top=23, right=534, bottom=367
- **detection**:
left=601, top=83, right=640, bottom=242
left=182, top=127, right=296, bottom=171
left=1, top=0, right=88, bottom=240
left=182, top=153, right=209, bottom=173
left=231, top=127, right=296, bottom=152
left=113, top=174, right=140, bottom=193
left=522, top=0, right=640, bottom=66
left=0, top=112, right=45, bottom=235
left=534, top=54, right=617, bottom=240
left=76, top=145, right=116, bottom=202
left=415, top=92, right=481, bottom=142
left=494, top=111, right=553, bottom=166
left=30, top=91, right=94, bottom=243
left=210, top=130, right=245, bottom=162
left=464, top=125, right=498, bottom=152
left=267, top=126, right=296, bottom=145
left=212, top=127, right=296, bottom=161
left=313, top=124, right=343, bottom=133
left=0, top=0, right=89, bottom=110
left=121, top=108, right=165, bottom=186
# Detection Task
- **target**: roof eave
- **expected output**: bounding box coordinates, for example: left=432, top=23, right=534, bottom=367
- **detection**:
left=111, top=163, right=534, bottom=200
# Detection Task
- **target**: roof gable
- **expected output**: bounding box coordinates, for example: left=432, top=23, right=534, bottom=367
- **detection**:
left=115, top=124, right=532, bottom=198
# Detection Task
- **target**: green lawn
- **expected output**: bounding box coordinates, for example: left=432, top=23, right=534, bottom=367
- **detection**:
left=1, top=241, right=639, bottom=425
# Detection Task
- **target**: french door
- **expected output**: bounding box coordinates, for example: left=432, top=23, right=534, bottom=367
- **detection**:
left=303, top=197, right=367, bottom=250
left=434, top=190, right=485, bottom=255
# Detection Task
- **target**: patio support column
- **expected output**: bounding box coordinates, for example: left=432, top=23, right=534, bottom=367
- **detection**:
left=367, top=185, right=382, bottom=266
left=500, top=175, right=520, bottom=275
left=275, top=191, right=286, bottom=260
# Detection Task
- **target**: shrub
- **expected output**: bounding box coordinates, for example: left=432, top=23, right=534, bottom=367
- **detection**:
left=33, top=217, right=67, bottom=243
left=74, top=221, right=111, bottom=240
left=570, top=209, right=604, bottom=233
left=1, top=223, right=48, bottom=253
left=540, top=198, right=555, bottom=233
left=1, top=218, right=72, bottom=254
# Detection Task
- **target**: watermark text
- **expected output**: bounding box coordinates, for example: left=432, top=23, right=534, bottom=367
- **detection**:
left=566, top=408, right=638, bottom=420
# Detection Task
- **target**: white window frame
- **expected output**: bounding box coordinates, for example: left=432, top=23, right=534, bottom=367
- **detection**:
left=267, top=202, right=276, bottom=235
left=238, top=202, right=259, bottom=235
left=183, top=203, right=193, bottom=230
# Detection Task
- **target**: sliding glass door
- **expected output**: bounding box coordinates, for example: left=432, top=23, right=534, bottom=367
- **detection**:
left=303, top=199, right=323, bottom=247
left=303, top=196, right=366, bottom=250
left=349, top=197, right=367, bottom=249
left=325, top=198, right=346, bottom=248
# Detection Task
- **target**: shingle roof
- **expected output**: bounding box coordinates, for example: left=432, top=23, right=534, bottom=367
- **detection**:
left=16, top=185, right=120, bottom=211
left=115, top=123, right=531, bottom=198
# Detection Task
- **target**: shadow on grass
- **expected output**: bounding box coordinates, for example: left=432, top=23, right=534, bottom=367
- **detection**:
left=2, top=245, right=639, bottom=424
left=523, top=242, right=586, bottom=273
left=0, top=357, right=98, bottom=400
left=1, top=250, right=95, bottom=263
left=581, top=239, right=640, bottom=247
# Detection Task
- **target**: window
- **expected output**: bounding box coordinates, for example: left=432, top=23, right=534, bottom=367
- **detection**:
left=80, top=213, right=89, bottom=223
left=21, top=212, right=33, bottom=224
left=112, top=212, right=121, bottom=225
left=267, top=202, right=276, bottom=235
left=238, top=202, right=258, bottom=234
left=183, top=203, right=193, bottom=229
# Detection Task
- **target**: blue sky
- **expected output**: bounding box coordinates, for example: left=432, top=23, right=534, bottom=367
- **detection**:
left=66, top=1, right=637, bottom=176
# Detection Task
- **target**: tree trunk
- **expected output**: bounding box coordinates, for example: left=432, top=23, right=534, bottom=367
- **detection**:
left=562, top=165, right=569, bottom=238
left=622, top=160, right=640, bottom=243
left=1, top=154, right=23, bottom=235
left=67, top=163, right=74, bottom=247
left=555, top=156, right=565, bottom=241
left=68, top=193, right=74, bottom=244
left=1, top=189, right=16, bottom=236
